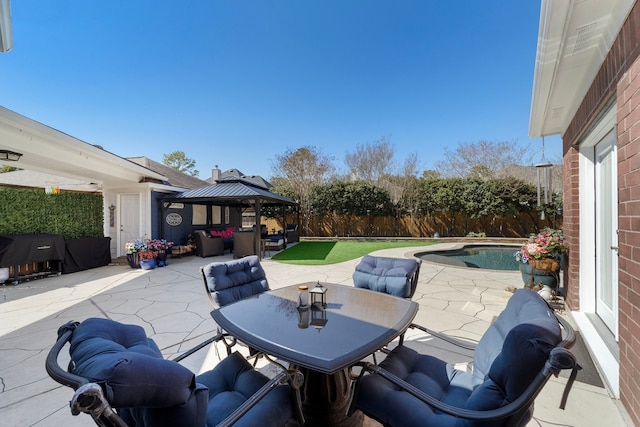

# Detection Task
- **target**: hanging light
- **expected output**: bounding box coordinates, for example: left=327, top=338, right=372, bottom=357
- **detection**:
left=0, top=150, right=22, bottom=161
left=535, top=136, right=553, bottom=220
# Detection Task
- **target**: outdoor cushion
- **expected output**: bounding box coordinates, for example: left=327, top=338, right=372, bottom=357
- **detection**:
left=355, top=289, right=562, bottom=427
left=471, top=288, right=560, bottom=385
left=353, top=255, right=420, bottom=298
left=69, top=318, right=202, bottom=418
left=197, top=351, right=294, bottom=427
left=68, top=318, right=294, bottom=427
left=201, top=255, right=269, bottom=307
left=210, top=227, right=235, bottom=239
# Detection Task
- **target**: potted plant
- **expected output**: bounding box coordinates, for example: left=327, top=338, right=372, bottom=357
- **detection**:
left=124, top=239, right=147, bottom=269
left=147, top=239, right=174, bottom=267
left=514, top=228, right=567, bottom=290
left=138, top=250, right=157, bottom=270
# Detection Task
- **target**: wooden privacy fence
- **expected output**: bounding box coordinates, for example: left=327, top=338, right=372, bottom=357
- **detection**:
left=265, top=210, right=562, bottom=239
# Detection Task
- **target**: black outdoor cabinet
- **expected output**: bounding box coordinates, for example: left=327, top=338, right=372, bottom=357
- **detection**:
left=62, top=237, right=112, bottom=274
left=0, top=233, right=66, bottom=285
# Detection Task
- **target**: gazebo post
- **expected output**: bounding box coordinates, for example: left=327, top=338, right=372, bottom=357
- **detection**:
left=254, top=199, right=262, bottom=259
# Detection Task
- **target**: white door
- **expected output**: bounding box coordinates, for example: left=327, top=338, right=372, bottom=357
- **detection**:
left=595, top=130, right=618, bottom=336
left=120, top=194, right=140, bottom=255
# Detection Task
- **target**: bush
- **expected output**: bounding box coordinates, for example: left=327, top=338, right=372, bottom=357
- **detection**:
left=0, top=188, right=104, bottom=238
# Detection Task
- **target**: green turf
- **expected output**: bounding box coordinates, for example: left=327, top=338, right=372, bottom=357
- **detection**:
left=271, top=240, right=435, bottom=265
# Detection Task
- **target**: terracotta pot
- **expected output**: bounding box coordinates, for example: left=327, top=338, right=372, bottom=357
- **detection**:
left=519, top=262, right=558, bottom=289
left=528, top=258, right=560, bottom=272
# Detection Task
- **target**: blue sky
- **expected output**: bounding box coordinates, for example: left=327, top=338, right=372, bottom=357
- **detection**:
left=1, top=1, right=560, bottom=181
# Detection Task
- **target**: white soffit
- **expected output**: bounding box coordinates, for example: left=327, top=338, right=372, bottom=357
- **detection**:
left=529, top=0, right=635, bottom=138
left=0, top=107, right=167, bottom=185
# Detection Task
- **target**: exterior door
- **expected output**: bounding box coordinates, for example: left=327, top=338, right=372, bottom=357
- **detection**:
left=120, top=194, right=140, bottom=256
left=595, top=130, right=618, bottom=336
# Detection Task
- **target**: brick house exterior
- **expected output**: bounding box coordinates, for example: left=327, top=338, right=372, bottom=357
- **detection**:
left=530, top=1, right=640, bottom=423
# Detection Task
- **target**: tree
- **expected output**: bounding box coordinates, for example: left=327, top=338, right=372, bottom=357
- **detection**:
left=310, top=180, right=393, bottom=216
left=435, top=139, right=530, bottom=179
left=344, top=137, right=396, bottom=184
left=162, top=151, right=199, bottom=177
left=271, top=146, right=335, bottom=232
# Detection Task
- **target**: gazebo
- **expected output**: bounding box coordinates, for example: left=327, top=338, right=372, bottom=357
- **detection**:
left=162, top=176, right=298, bottom=258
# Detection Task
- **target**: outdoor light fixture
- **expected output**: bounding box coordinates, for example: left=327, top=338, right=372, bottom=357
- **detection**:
left=310, top=281, right=327, bottom=308
left=0, top=150, right=22, bottom=161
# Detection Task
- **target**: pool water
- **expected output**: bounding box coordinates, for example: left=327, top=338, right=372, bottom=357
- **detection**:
left=415, top=245, right=520, bottom=271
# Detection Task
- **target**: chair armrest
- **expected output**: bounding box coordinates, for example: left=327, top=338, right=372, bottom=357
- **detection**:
left=45, top=322, right=129, bottom=426
left=45, top=322, right=89, bottom=390
left=170, top=332, right=227, bottom=363
left=407, top=323, right=477, bottom=352
left=406, top=311, right=574, bottom=353
left=354, top=347, right=579, bottom=422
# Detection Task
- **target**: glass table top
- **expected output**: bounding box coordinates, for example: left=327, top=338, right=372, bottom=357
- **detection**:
left=211, top=282, right=418, bottom=374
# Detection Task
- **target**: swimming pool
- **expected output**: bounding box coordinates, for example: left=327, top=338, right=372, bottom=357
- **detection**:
left=415, top=245, right=520, bottom=271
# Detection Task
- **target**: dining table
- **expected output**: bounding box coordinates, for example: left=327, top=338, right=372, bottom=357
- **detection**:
left=211, top=282, right=419, bottom=427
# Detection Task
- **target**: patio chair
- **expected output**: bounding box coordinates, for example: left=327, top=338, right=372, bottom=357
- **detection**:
left=232, top=230, right=257, bottom=259
left=194, top=230, right=224, bottom=258
left=352, top=255, right=422, bottom=362
left=201, top=255, right=270, bottom=308
left=285, top=224, right=299, bottom=243
left=348, top=289, right=580, bottom=427
left=45, top=318, right=304, bottom=427
left=353, top=255, right=422, bottom=299
left=201, top=255, right=270, bottom=358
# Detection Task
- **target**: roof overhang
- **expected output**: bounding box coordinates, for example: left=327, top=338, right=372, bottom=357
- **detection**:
left=0, top=0, right=12, bottom=52
left=0, top=107, right=167, bottom=186
left=529, top=0, right=634, bottom=138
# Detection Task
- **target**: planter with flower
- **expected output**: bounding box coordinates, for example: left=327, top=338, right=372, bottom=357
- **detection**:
left=138, top=250, right=157, bottom=270
left=125, top=239, right=148, bottom=269
left=147, top=239, right=174, bottom=267
left=514, top=228, right=567, bottom=291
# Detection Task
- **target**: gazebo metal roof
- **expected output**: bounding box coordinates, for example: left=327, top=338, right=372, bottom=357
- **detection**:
left=163, top=177, right=297, bottom=206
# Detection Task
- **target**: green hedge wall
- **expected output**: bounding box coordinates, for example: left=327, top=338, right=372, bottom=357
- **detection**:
left=0, top=188, right=104, bottom=238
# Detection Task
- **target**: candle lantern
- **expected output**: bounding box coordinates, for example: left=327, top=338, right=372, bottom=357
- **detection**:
left=310, top=281, right=327, bottom=308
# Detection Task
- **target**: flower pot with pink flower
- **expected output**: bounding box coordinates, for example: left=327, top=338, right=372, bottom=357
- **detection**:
left=514, top=228, right=567, bottom=289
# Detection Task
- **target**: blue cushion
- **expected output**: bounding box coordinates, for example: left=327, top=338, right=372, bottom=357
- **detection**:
left=70, top=318, right=197, bottom=409
left=356, top=290, right=562, bottom=427
left=202, top=255, right=269, bottom=307
left=197, top=352, right=293, bottom=427
left=353, top=255, right=419, bottom=298
left=462, top=324, right=556, bottom=427
left=119, top=384, right=208, bottom=427
left=472, top=289, right=560, bottom=385
left=357, top=344, right=468, bottom=427
left=69, top=318, right=208, bottom=427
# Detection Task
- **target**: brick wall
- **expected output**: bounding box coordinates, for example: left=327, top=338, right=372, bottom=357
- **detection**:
left=618, top=53, right=640, bottom=426
left=561, top=3, right=640, bottom=424
left=562, top=147, right=581, bottom=310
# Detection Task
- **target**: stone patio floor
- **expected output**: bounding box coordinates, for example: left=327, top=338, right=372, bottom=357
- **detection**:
left=0, top=243, right=632, bottom=426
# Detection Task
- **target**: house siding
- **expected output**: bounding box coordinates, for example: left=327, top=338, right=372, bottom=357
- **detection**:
left=562, top=3, right=640, bottom=424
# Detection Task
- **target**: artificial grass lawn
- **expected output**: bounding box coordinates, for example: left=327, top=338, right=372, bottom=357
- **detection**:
left=271, top=240, right=435, bottom=265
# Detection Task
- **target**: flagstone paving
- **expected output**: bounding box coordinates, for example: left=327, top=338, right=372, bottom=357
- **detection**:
left=0, top=243, right=632, bottom=426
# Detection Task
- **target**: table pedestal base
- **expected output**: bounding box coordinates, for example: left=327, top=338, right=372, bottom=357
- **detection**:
left=295, top=367, right=363, bottom=427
